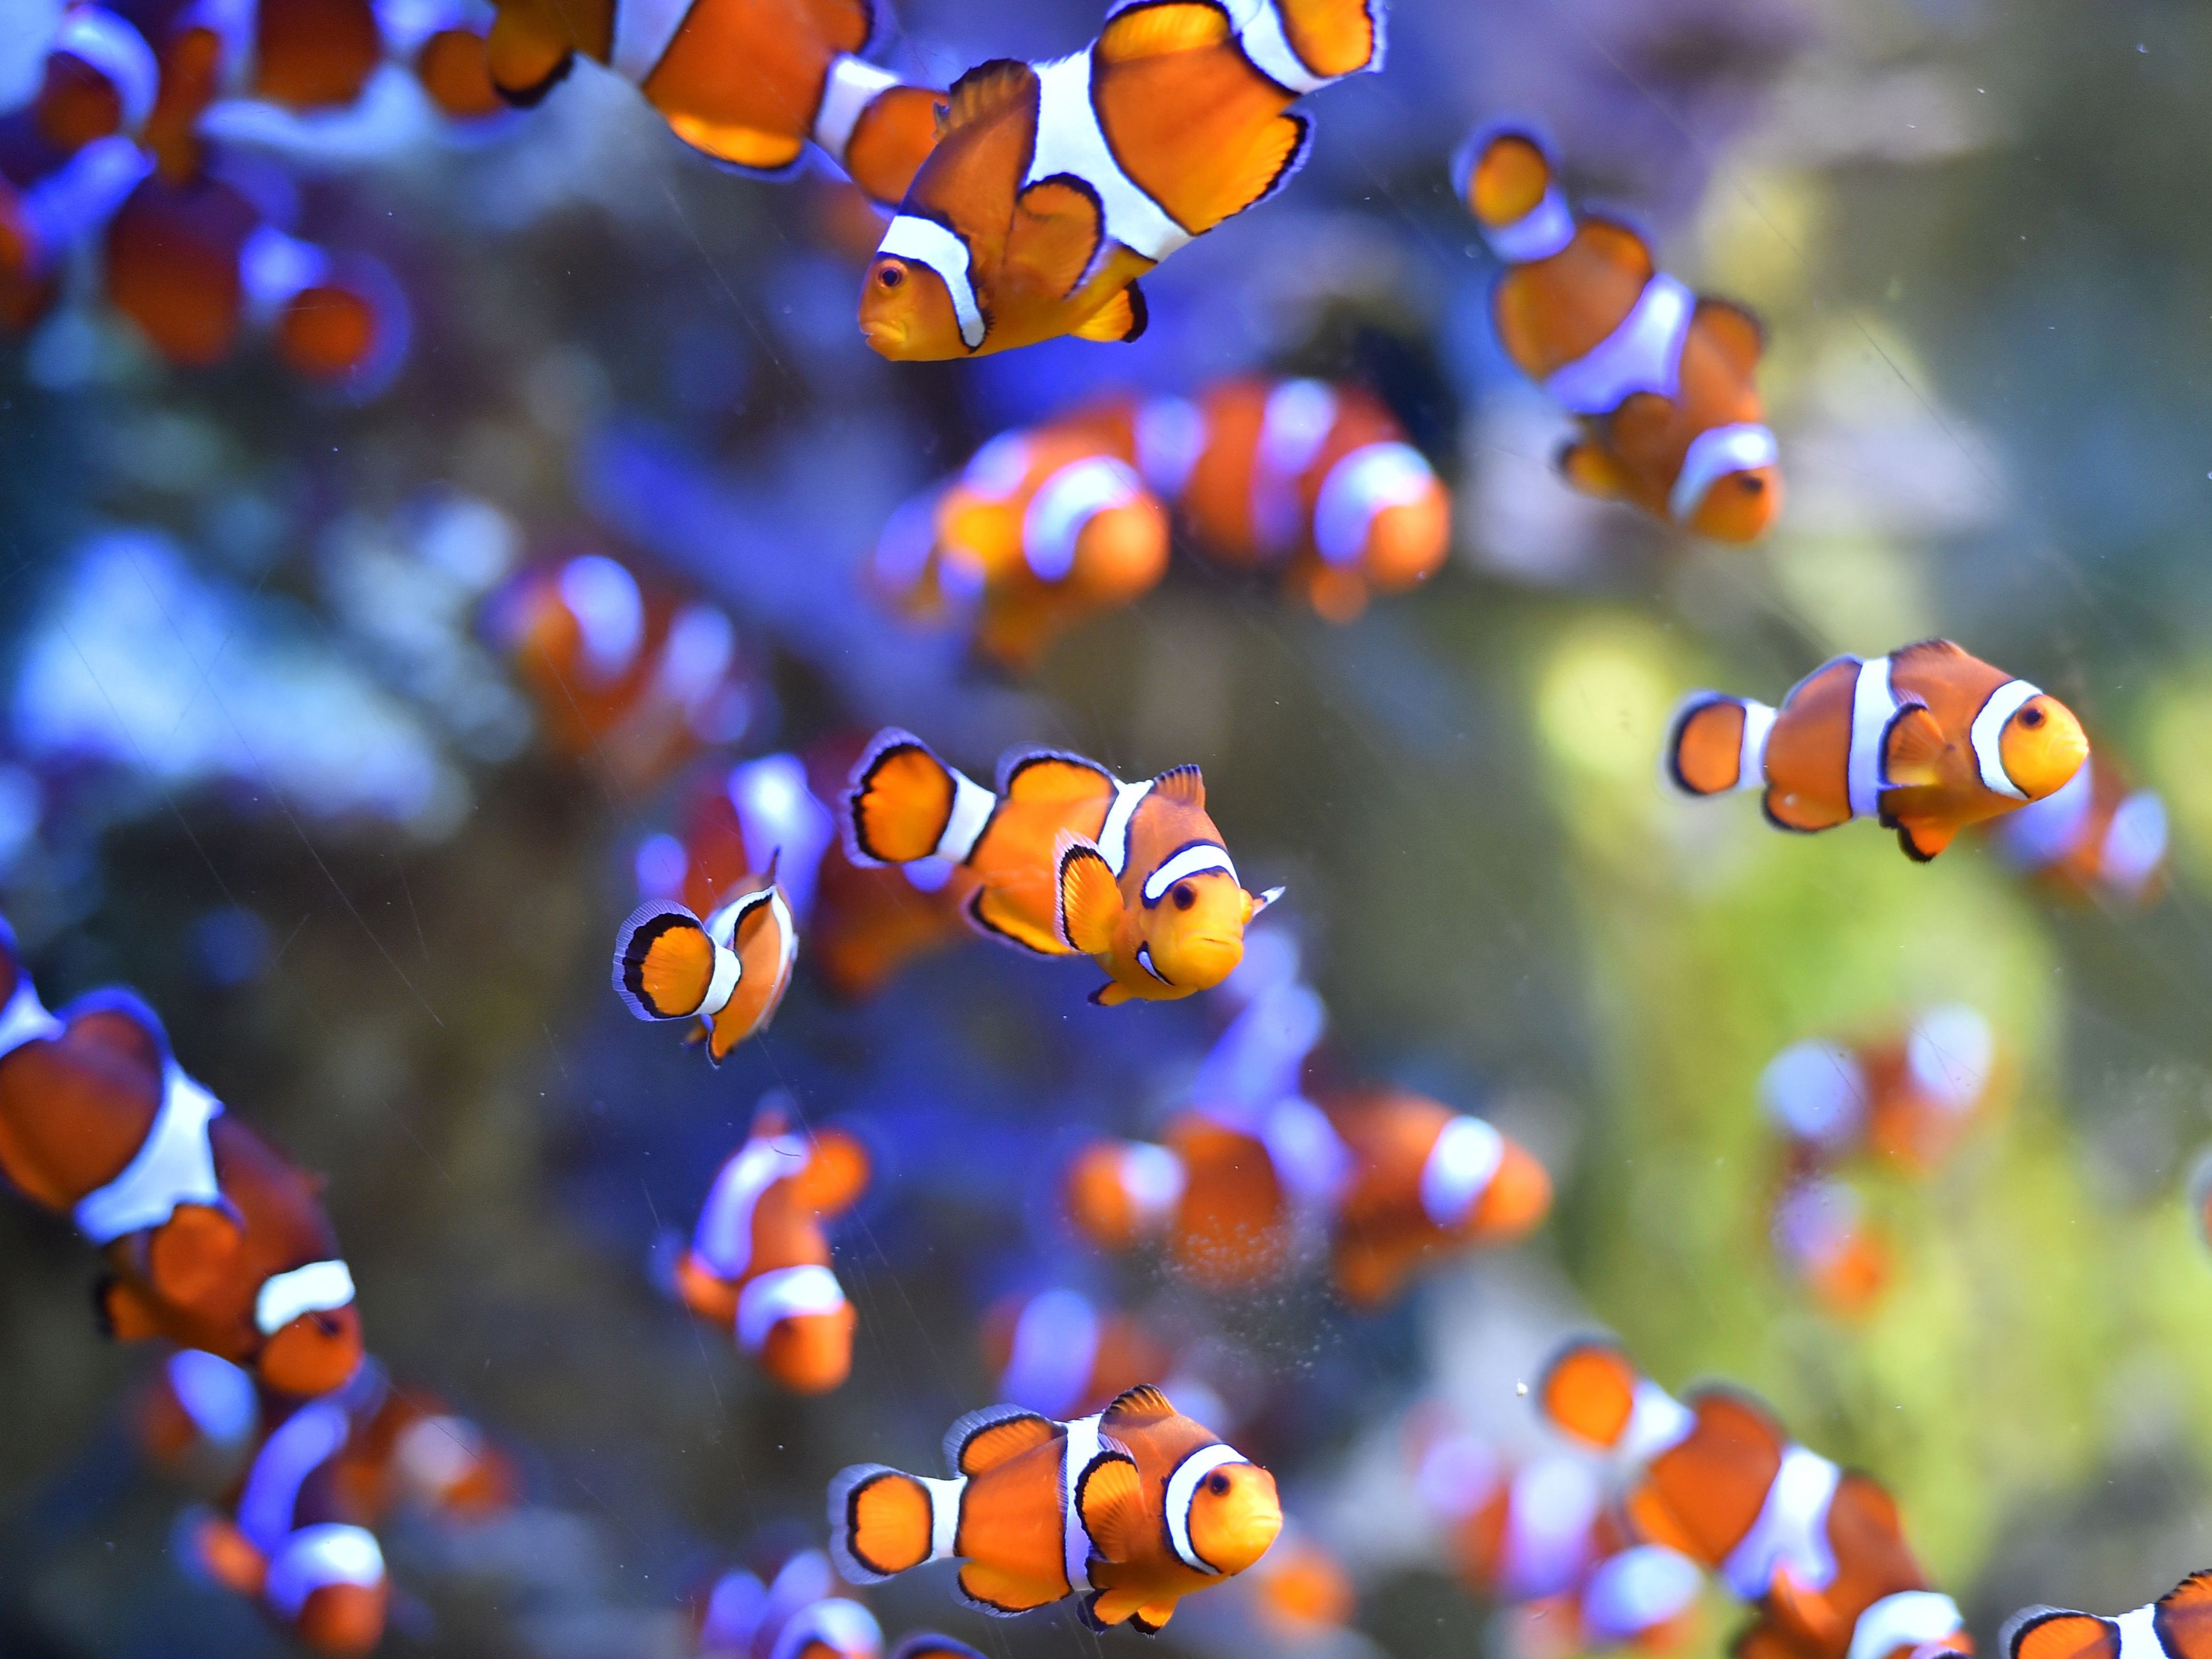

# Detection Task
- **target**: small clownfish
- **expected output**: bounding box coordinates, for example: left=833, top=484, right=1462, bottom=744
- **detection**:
left=485, top=553, right=754, bottom=790
left=829, top=1383, right=1281, bottom=1632
left=875, top=424, right=1170, bottom=672
left=480, top=0, right=943, bottom=207
left=1990, top=752, right=2168, bottom=905
left=1767, top=1177, right=1890, bottom=1321
left=844, top=730, right=1281, bottom=1005
left=0, top=923, right=363, bottom=1398
left=1666, top=639, right=2089, bottom=861
left=667, top=1101, right=868, bottom=1394
left=695, top=1547, right=883, bottom=1659
left=1239, top=1531, right=1356, bottom=1639
left=1093, top=379, right=1451, bottom=623
left=981, top=1287, right=1172, bottom=1422
left=2002, top=1574, right=2212, bottom=1659
left=1761, top=1006, right=2001, bottom=1179
left=613, top=875, right=799, bottom=1065
left=858, top=0, right=1384, bottom=361
left=330, top=1380, right=516, bottom=1525
left=1539, top=1341, right=1970, bottom=1659
left=1064, top=1118, right=1295, bottom=1290
left=1456, top=124, right=1781, bottom=541
left=135, top=1348, right=263, bottom=1475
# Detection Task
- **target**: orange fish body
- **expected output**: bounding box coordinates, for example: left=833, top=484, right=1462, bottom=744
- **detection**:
left=2003, top=1574, right=2212, bottom=1659
left=830, top=1384, right=1280, bottom=1632
left=858, top=0, right=1383, bottom=360
left=981, top=1288, right=1170, bottom=1421
left=614, top=875, right=800, bottom=1063
left=670, top=1103, right=868, bottom=1393
left=1459, top=124, right=1781, bottom=541
left=0, top=930, right=363, bottom=1397
left=1761, top=1008, right=2001, bottom=1181
left=1766, top=1176, right=1890, bottom=1320
left=482, top=0, right=941, bottom=205
left=1066, top=1118, right=1292, bottom=1288
left=1990, top=752, right=2168, bottom=903
left=1668, top=639, right=2089, bottom=860
left=845, top=730, right=1277, bottom=1005
left=877, top=422, right=1170, bottom=670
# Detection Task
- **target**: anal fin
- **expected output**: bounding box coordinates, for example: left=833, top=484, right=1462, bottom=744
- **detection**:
left=1763, top=787, right=1851, bottom=834
left=1897, top=821, right=1955, bottom=862
left=956, top=1562, right=1063, bottom=1615
left=663, top=116, right=806, bottom=171
left=483, top=12, right=571, bottom=105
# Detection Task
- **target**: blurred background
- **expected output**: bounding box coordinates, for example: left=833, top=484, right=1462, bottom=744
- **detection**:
left=2, top=0, right=2210, bottom=1652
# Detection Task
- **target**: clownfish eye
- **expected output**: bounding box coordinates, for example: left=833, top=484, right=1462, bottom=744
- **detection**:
left=876, top=265, right=905, bottom=290
left=1206, top=1471, right=1231, bottom=1496
left=314, top=1313, right=343, bottom=1336
left=1738, top=474, right=1765, bottom=495
left=1172, top=883, right=1196, bottom=911
left=2019, top=705, right=2045, bottom=729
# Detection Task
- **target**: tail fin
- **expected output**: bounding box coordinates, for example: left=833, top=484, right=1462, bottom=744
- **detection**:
left=1453, top=123, right=1573, bottom=264
left=2000, top=1609, right=2121, bottom=1659
left=846, top=729, right=978, bottom=865
left=828, top=1463, right=951, bottom=1582
left=1666, top=695, right=1772, bottom=796
left=1257, top=0, right=1387, bottom=87
left=1538, top=1338, right=1644, bottom=1449
left=612, top=902, right=715, bottom=1020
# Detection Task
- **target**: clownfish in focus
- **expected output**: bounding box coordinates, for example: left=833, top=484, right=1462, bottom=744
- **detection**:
left=1458, top=124, right=1781, bottom=541
left=613, top=873, right=799, bottom=1064
left=1667, top=639, right=2088, bottom=860
left=859, top=0, right=1385, bottom=360
left=829, top=1384, right=1280, bottom=1631
left=2003, top=1574, right=2212, bottom=1659
left=844, top=730, right=1280, bottom=1005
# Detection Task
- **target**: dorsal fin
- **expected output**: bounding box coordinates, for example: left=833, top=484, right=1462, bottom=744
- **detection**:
left=1074, top=1451, right=1146, bottom=1563
left=1891, top=638, right=1967, bottom=664
left=1694, top=296, right=1765, bottom=378
left=2157, top=1573, right=2212, bottom=1659
left=999, top=749, right=1115, bottom=801
left=941, top=59, right=1036, bottom=136
left=1151, top=763, right=1204, bottom=808
left=943, top=1404, right=1060, bottom=1475
left=1099, top=1, right=1231, bottom=62
left=1102, top=1383, right=1177, bottom=1423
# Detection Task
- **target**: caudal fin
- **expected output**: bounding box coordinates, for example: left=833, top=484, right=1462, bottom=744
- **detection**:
left=828, top=1463, right=947, bottom=1583
left=845, top=729, right=972, bottom=865
left=612, top=902, right=715, bottom=1020
left=1260, top=0, right=1387, bottom=85
left=1665, top=695, right=1772, bottom=796
left=2001, top=1608, right=2121, bottom=1659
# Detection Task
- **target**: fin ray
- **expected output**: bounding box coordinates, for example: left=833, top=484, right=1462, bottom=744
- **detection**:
left=613, top=902, right=715, bottom=1020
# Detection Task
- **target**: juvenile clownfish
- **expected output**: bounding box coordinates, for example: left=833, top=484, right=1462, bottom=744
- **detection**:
left=844, top=729, right=1280, bottom=1006
left=1666, top=639, right=2089, bottom=861
left=666, top=1101, right=868, bottom=1394
left=613, top=874, right=799, bottom=1065
left=1761, top=1006, right=2000, bottom=1179
left=1092, top=379, right=1451, bottom=623
left=0, top=923, right=363, bottom=1398
left=1767, top=1177, right=1889, bottom=1320
left=981, top=1288, right=1170, bottom=1422
left=1539, top=1341, right=1970, bottom=1659
left=859, top=0, right=1385, bottom=360
left=1990, top=752, right=2168, bottom=905
left=829, top=1384, right=1281, bottom=1632
left=2003, top=1573, right=2212, bottom=1659
left=695, top=1547, right=882, bottom=1659
left=480, top=0, right=943, bottom=207
left=876, top=424, right=1170, bottom=671
left=1457, top=123, right=1780, bottom=541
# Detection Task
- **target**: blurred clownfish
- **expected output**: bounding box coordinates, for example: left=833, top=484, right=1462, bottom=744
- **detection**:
left=32, top=7, right=164, bottom=151
left=0, top=921, right=364, bottom=1398
left=668, top=1100, right=868, bottom=1394
left=844, top=730, right=1280, bottom=1005
left=485, top=553, right=754, bottom=791
left=0, top=131, right=151, bottom=319
left=1539, top=1341, right=1970, bottom=1659
left=875, top=424, right=1170, bottom=671
left=1065, top=1118, right=1297, bottom=1290
left=981, top=1287, right=1171, bottom=1422
left=1766, top=1176, right=1889, bottom=1321
left=1238, top=1531, right=1356, bottom=1641
left=1761, top=1006, right=2001, bottom=1179
left=331, top=1377, right=517, bottom=1524
left=1989, top=752, right=2168, bottom=905
left=830, top=1384, right=1281, bottom=1632
left=1088, top=378, right=1451, bottom=623
left=859, top=0, right=1384, bottom=360
left=481, top=0, right=943, bottom=207
left=1456, top=123, right=1780, bottom=541
left=136, top=1348, right=263, bottom=1475
left=1667, top=639, right=2089, bottom=860
left=694, top=1547, right=882, bottom=1659
left=2002, top=1573, right=2212, bottom=1659
left=613, top=872, right=799, bottom=1065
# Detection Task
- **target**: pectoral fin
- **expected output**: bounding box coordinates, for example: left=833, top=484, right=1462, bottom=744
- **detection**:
left=1054, top=834, right=1124, bottom=956
left=1881, top=699, right=1948, bottom=788
left=1557, top=440, right=1633, bottom=501
left=1074, top=1451, right=1146, bottom=1563
left=663, top=117, right=806, bottom=171
left=1009, top=179, right=1103, bottom=300
left=145, top=1204, right=243, bottom=1313
left=96, top=1275, right=165, bottom=1341
left=1897, top=821, right=1955, bottom=862
left=1693, top=297, right=1766, bottom=377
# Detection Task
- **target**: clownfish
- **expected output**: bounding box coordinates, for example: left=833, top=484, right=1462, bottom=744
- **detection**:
left=136, top=1348, right=263, bottom=1474
left=481, top=0, right=943, bottom=207
left=0, top=129, right=151, bottom=297
left=1238, top=1531, right=1356, bottom=1639
left=1457, top=123, right=1781, bottom=541
left=829, top=1383, right=1281, bottom=1632
left=0, top=923, right=363, bottom=1398
left=1666, top=639, right=2089, bottom=860
left=1767, top=1177, right=1889, bottom=1320
left=981, top=1288, right=1171, bottom=1422
left=1761, top=1006, right=2000, bottom=1179
left=31, top=7, right=165, bottom=151
left=1065, top=1117, right=1296, bottom=1289
left=614, top=875, right=799, bottom=1065
left=858, top=0, right=1385, bottom=360
left=1090, top=378, right=1452, bottom=623
left=668, top=1100, right=868, bottom=1393
left=2003, top=1574, right=2212, bottom=1659
left=875, top=424, right=1170, bottom=671
left=844, top=730, right=1279, bottom=1005
left=1990, top=752, right=2168, bottom=905
left=696, top=1548, right=882, bottom=1659
left=1540, top=1341, right=1970, bottom=1659
left=485, top=553, right=754, bottom=791
left=329, top=1376, right=516, bottom=1525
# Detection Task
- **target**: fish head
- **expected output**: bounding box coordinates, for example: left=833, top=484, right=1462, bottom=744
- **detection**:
left=1683, top=462, right=1783, bottom=542
left=1139, top=869, right=1249, bottom=994
left=759, top=1303, right=857, bottom=1394
left=258, top=1301, right=365, bottom=1398
left=1999, top=693, right=2089, bottom=800
left=1185, top=1459, right=1282, bottom=1577
left=860, top=255, right=968, bottom=360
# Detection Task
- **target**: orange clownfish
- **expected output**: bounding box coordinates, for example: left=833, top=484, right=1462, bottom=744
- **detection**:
left=981, top=1287, right=1171, bottom=1422
left=694, top=1547, right=883, bottom=1658
left=844, top=730, right=1279, bottom=1005
left=1540, top=1341, right=1970, bottom=1659
left=613, top=874, right=799, bottom=1065
left=0, top=131, right=151, bottom=316
left=875, top=424, right=1170, bottom=671
left=1989, top=752, right=2168, bottom=904
left=829, top=1384, right=1281, bottom=1632
left=2002, top=1574, right=2212, bottom=1659
left=859, top=0, right=1384, bottom=360
left=1457, top=124, right=1781, bottom=541
left=482, top=0, right=943, bottom=207
left=1089, top=378, right=1451, bottom=623
left=1666, top=639, right=2089, bottom=860
left=1065, top=1118, right=1295, bottom=1290
left=1767, top=1176, right=1890, bottom=1320
left=667, top=1101, right=868, bottom=1394
left=0, top=924, right=363, bottom=1398
left=1761, top=1006, right=2001, bottom=1179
